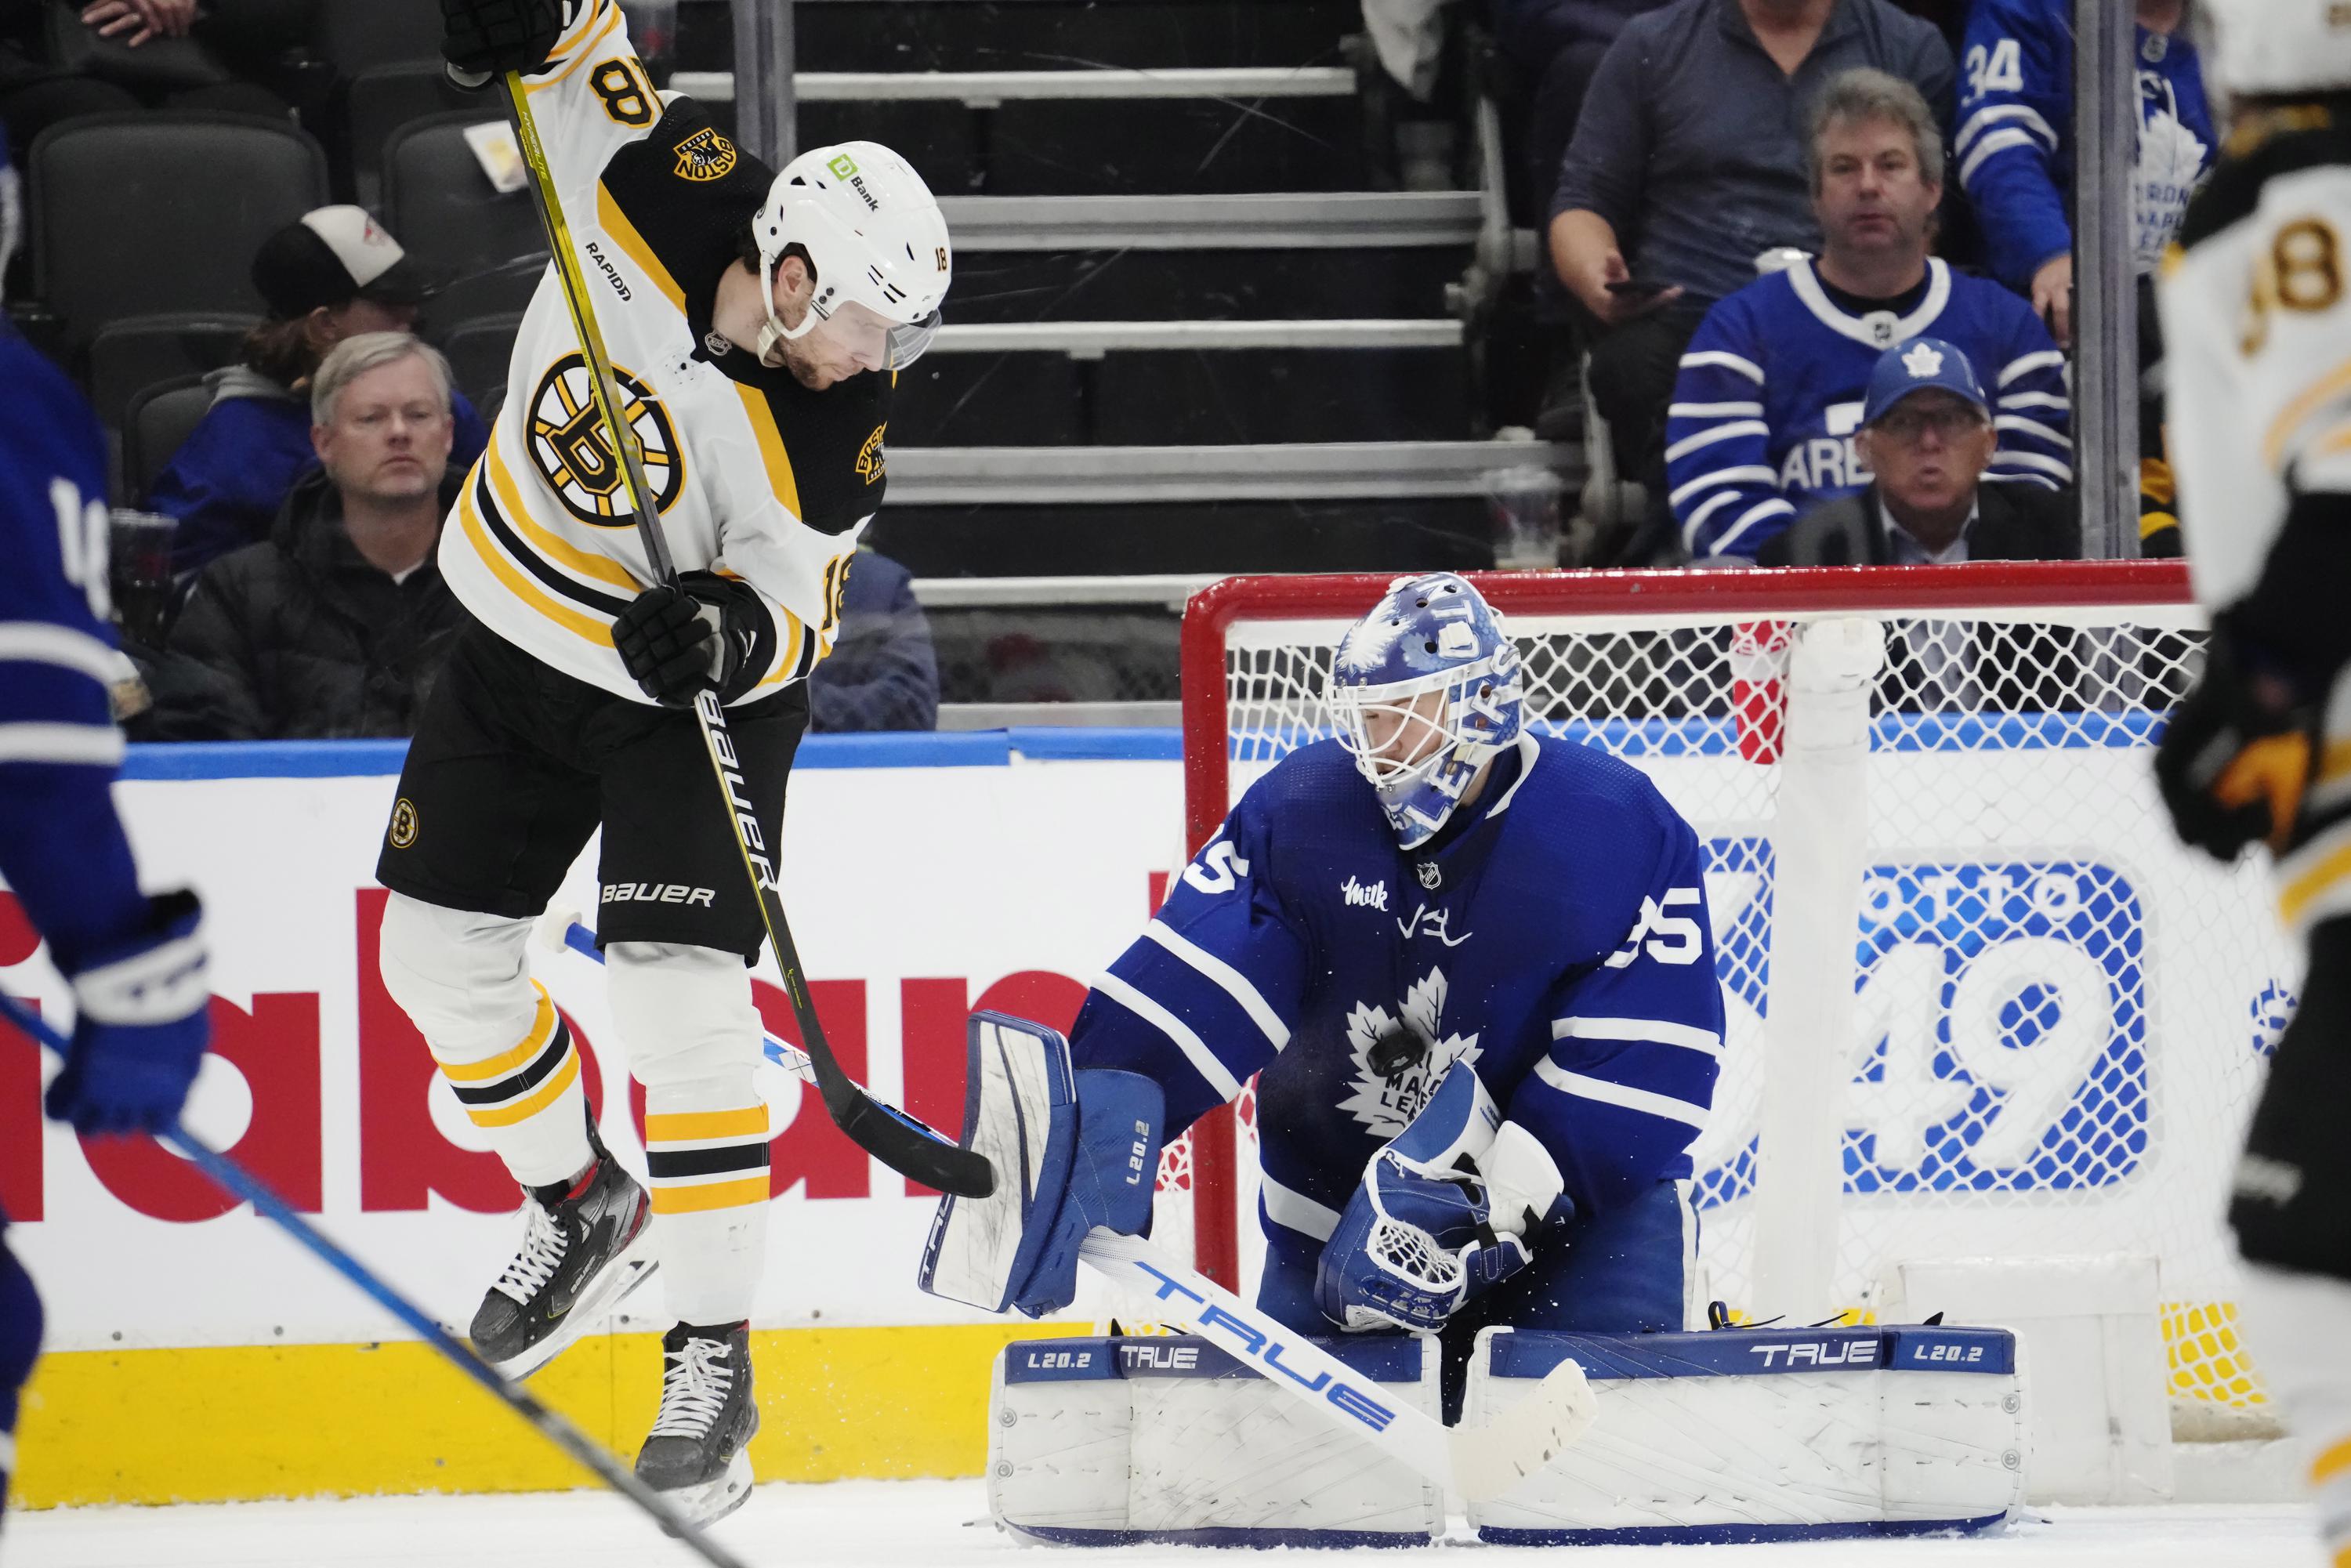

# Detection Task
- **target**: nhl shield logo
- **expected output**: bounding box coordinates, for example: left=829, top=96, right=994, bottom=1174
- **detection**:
left=1417, top=861, right=1442, bottom=890
left=674, top=127, right=738, bottom=183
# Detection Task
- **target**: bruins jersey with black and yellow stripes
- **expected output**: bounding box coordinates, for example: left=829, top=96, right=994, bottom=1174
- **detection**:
left=438, top=0, right=890, bottom=704
left=2161, top=104, right=2351, bottom=933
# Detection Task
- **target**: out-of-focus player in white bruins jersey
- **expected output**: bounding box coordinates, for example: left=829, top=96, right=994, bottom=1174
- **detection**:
left=371, top=0, right=950, bottom=1523
left=2156, top=2, right=2351, bottom=1556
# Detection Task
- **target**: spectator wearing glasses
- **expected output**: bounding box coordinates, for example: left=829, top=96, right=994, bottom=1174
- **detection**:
left=1665, top=68, right=2068, bottom=562
left=1545, top=0, right=1953, bottom=509
left=146, top=207, right=491, bottom=577
left=1759, top=335, right=2078, bottom=565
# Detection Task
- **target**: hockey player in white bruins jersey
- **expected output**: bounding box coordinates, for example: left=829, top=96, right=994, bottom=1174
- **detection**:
left=371, top=0, right=950, bottom=1523
left=2157, top=2, right=2351, bottom=1556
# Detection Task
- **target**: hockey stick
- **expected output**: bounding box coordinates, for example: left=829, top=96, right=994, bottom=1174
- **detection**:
left=0, top=994, right=755, bottom=1568
left=496, top=72, right=991, bottom=1200
left=1077, top=1230, right=1594, bottom=1504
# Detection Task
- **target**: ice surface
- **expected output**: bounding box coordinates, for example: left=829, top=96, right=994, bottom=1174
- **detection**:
left=4, top=1482, right=2327, bottom=1568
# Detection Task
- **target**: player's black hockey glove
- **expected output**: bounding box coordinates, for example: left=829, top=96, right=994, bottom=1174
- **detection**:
left=440, top=0, right=577, bottom=82
left=2155, top=618, right=2313, bottom=861
left=612, top=572, right=777, bottom=708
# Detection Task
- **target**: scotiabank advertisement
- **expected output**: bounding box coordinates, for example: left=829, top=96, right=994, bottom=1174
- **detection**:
left=1, top=739, right=1190, bottom=1351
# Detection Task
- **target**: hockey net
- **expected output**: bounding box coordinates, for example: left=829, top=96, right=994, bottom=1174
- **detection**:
left=1155, top=563, right=2292, bottom=1430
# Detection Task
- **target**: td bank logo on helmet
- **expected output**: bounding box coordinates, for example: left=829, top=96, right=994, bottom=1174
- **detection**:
left=825, top=152, right=882, bottom=212
left=603, top=882, right=718, bottom=907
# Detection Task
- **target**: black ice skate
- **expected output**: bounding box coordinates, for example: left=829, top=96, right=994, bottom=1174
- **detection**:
left=636, top=1321, right=759, bottom=1526
left=468, top=1146, right=656, bottom=1379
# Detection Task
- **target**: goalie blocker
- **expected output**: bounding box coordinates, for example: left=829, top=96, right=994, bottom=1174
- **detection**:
left=990, top=1324, right=2024, bottom=1546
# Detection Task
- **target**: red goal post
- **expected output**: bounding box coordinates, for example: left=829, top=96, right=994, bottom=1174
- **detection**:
left=1166, top=561, right=2288, bottom=1427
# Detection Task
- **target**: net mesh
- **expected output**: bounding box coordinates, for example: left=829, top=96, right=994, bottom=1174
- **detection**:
left=1160, top=585, right=2295, bottom=1425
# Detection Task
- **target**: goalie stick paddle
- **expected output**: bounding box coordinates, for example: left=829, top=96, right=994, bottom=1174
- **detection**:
left=0, top=994, right=756, bottom=1568
left=1077, top=1230, right=1596, bottom=1503
left=498, top=72, right=991, bottom=1200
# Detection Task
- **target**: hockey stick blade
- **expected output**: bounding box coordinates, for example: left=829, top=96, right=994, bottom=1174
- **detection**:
left=499, top=72, right=993, bottom=1207
left=1077, top=1229, right=1592, bottom=1503
left=0, top=994, right=756, bottom=1568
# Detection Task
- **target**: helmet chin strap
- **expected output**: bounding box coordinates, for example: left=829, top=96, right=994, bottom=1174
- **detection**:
left=755, top=255, right=824, bottom=362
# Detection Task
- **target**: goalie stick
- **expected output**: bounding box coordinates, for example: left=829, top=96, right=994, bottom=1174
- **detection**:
left=497, top=71, right=991, bottom=1200
left=0, top=993, right=755, bottom=1568
left=1077, top=1230, right=1597, bottom=1504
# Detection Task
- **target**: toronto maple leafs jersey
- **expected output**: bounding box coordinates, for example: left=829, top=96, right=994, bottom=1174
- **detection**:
left=1068, top=733, right=1726, bottom=1256
left=440, top=0, right=900, bottom=704
left=0, top=328, right=151, bottom=976
left=1668, top=259, right=2071, bottom=559
left=1953, top=0, right=2214, bottom=288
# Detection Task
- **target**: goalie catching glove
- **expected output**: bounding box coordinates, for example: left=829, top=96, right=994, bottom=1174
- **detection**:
left=611, top=572, right=777, bottom=708
left=1317, top=1063, right=1567, bottom=1335
left=917, top=1011, right=1165, bottom=1319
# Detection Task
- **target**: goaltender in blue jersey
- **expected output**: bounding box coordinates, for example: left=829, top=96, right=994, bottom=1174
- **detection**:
left=935, top=574, right=1723, bottom=1420
left=0, top=130, right=212, bottom=1523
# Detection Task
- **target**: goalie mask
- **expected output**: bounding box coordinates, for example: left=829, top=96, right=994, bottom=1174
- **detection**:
left=750, top=139, right=951, bottom=371
left=1328, top=573, right=1523, bottom=850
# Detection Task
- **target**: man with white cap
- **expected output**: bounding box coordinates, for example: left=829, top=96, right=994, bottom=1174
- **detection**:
left=366, top=0, right=954, bottom=1524
left=147, top=205, right=491, bottom=576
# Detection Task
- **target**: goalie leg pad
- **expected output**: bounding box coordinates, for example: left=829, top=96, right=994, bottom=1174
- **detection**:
left=1463, top=1324, right=2024, bottom=1544
left=988, top=1332, right=1444, bottom=1547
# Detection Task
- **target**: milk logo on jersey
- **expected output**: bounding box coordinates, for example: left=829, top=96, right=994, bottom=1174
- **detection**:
left=674, top=127, right=738, bottom=183
left=1341, top=875, right=1388, bottom=911
left=527, top=354, right=685, bottom=525
left=1337, top=966, right=1481, bottom=1136
left=857, top=423, right=886, bottom=483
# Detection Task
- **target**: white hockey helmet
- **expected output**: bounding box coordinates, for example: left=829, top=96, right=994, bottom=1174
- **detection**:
left=2204, top=0, right=2351, bottom=97
left=750, top=139, right=951, bottom=370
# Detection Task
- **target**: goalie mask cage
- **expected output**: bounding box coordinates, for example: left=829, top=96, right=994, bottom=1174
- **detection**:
left=1156, top=562, right=2291, bottom=1433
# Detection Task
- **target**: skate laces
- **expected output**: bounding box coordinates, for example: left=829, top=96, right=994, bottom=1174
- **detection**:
left=491, top=1197, right=569, bottom=1305
left=649, top=1335, right=736, bottom=1439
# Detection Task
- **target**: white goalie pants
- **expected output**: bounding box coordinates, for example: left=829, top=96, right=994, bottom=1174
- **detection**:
left=378, top=892, right=770, bottom=1325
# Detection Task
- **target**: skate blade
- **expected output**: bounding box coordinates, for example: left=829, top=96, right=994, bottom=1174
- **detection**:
left=490, top=1227, right=661, bottom=1382
left=660, top=1448, right=755, bottom=1529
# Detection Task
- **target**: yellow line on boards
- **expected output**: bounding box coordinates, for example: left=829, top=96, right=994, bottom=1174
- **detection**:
left=13, top=1321, right=1068, bottom=1508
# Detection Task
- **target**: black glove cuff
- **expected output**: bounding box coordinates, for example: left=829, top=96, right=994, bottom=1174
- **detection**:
left=679, top=570, right=779, bottom=704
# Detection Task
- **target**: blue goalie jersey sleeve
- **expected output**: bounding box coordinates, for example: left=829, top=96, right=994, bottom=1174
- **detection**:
left=0, top=330, right=148, bottom=975
left=1668, top=260, right=2072, bottom=559
left=1071, top=735, right=1728, bottom=1245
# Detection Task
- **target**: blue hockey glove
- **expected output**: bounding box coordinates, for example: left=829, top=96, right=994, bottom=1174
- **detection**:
left=44, top=890, right=211, bottom=1137
left=918, top=1011, right=1164, bottom=1320
left=1316, top=1064, right=1567, bottom=1334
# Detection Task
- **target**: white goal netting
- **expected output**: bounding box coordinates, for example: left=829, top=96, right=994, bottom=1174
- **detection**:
left=1154, top=567, right=2295, bottom=1429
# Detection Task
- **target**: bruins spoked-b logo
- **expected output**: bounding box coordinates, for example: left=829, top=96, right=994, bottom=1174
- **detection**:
left=527, top=354, right=685, bottom=526
left=674, top=127, right=737, bottom=183
left=388, top=797, right=419, bottom=849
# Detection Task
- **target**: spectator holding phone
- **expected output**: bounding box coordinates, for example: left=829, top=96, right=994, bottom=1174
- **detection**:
left=1547, top=0, right=1952, bottom=523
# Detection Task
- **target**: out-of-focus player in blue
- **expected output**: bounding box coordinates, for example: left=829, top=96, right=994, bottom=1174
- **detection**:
left=992, top=572, right=1725, bottom=1415
left=0, top=128, right=212, bottom=1521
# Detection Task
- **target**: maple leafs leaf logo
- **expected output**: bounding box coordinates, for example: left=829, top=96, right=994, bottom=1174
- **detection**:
left=1334, top=966, right=1482, bottom=1137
